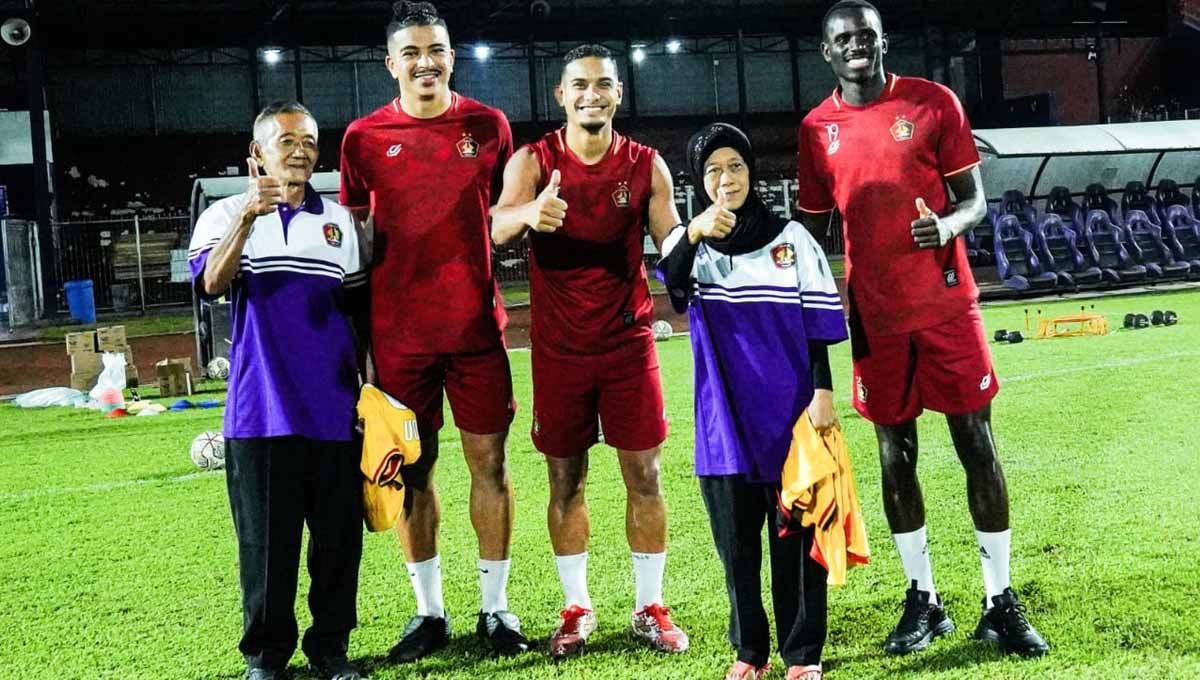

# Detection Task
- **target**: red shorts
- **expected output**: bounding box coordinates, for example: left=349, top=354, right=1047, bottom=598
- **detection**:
left=375, top=344, right=516, bottom=435
left=531, top=334, right=668, bottom=457
left=851, top=304, right=999, bottom=425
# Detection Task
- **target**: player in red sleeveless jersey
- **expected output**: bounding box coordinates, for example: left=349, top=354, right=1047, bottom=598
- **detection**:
left=491, top=44, right=689, bottom=659
left=338, top=1, right=527, bottom=661
left=795, top=0, right=1048, bottom=660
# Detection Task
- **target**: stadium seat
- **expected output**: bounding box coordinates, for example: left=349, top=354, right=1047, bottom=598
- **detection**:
left=1155, top=179, right=1190, bottom=221
left=1000, top=189, right=1039, bottom=230
left=963, top=228, right=992, bottom=265
left=964, top=208, right=995, bottom=265
left=1124, top=209, right=1189, bottom=279
left=1033, top=213, right=1102, bottom=287
left=1121, top=181, right=1162, bottom=226
left=974, top=207, right=998, bottom=253
left=1081, top=209, right=1146, bottom=284
left=1194, top=175, right=1200, bottom=219
left=1083, top=183, right=1121, bottom=225
left=1162, top=205, right=1200, bottom=274
left=1044, top=185, right=1084, bottom=230
left=993, top=214, right=1057, bottom=291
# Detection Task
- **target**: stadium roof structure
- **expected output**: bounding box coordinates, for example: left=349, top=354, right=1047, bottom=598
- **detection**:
left=974, top=120, right=1200, bottom=201
left=15, top=0, right=1168, bottom=49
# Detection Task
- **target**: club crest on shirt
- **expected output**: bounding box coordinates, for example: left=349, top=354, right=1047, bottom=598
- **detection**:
left=771, top=243, right=797, bottom=269
left=825, top=123, right=840, bottom=155
left=386, top=143, right=403, bottom=157
left=323, top=223, right=343, bottom=248
left=890, top=116, right=915, bottom=142
left=943, top=267, right=959, bottom=288
left=456, top=133, right=479, bottom=158
left=612, top=181, right=631, bottom=208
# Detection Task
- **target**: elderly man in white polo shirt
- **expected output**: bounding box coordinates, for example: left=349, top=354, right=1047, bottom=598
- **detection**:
left=188, top=101, right=366, bottom=680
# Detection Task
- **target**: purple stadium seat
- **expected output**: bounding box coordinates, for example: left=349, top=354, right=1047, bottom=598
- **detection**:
left=1155, top=179, right=1190, bottom=222
left=1194, top=175, right=1200, bottom=220
left=993, top=214, right=1057, bottom=291
left=1083, top=183, right=1121, bottom=225
left=1033, top=213, right=1101, bottom=287
left=1082, top=209, right=1145, bottom=284
left=1044, top=185, right=1084, bottom=230
left=1000, top=189, right=1038, bottom=230
left=964, top=208, right=995, bottom=265
left=1124, top=209, right=1189, bottom=279
left=1121, top=181, right=1162, bottom=226
left=1162, top=205, right=1200, bottom=274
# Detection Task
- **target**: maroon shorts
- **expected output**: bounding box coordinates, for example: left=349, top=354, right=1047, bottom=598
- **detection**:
left=531, top=335, right=668, bottom=457
left=851, top=304, right=999, bottom=426
left=375, top=344, right=516, bottom=435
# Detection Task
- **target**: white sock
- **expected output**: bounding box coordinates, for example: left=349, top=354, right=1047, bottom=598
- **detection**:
left=632, top=551, right=666, bottom=610
left=478, top=558, right=511, bottom=614
left=554, top=552, right=593, bottom=610
left=892, top=526, right=937, bottom=599
left=406, top=556, right=445, bottom=619
left=975, top=529, right=1012, bottom=603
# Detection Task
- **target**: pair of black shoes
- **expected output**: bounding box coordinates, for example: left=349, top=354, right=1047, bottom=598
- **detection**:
left=884, top=581, right=1049, bottom=658
left=385, top=610, right=530, bottom=663
left=245, top=655, right=362, bottom=680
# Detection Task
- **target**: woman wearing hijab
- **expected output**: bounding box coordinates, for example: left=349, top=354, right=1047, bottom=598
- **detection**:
left=658, top=123, right=849, bottom=680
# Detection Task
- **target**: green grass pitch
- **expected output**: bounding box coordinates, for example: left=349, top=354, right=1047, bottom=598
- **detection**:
left=2, top=289, right=1199, bottom=679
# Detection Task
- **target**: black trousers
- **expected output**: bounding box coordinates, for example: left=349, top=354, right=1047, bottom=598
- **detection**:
left=699, top=474, right=828, bottom=668
left=226, top=436, right=363, bottom=670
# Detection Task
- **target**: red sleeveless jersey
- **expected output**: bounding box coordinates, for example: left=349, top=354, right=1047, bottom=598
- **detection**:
left=526, top=129, right=656, bottom=355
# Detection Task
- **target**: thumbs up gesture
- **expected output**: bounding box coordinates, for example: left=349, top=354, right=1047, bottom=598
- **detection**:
left=242, top=157, right=285, bottom=218
left=528, top=169, right=568, bottom=233
left=686, top=190, right=737, bottom=245
left=910, top=197, right=953, bottom=249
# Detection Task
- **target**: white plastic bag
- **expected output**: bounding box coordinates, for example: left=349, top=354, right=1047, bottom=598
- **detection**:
left=13, top=387, right=86, bottom=408
left=88, top=352, right=128, bottom=411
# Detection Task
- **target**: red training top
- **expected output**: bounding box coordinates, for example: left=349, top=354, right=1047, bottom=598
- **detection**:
left=340, top=93, right=511, bottom=354
left=796, top=73, right=981, bottom=336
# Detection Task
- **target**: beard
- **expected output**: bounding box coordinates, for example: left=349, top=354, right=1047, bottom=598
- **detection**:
left=580, top=120, right=607, bottom=134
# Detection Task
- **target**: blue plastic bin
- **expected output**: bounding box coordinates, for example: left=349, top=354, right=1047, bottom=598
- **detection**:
left=64, top=279, right=97, bottom=324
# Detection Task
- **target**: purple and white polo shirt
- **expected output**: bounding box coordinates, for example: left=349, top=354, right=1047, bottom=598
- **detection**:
left=188, top=184, right=366, bottom=441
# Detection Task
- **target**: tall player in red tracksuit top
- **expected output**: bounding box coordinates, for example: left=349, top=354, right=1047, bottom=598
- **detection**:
left=491, top=44, right=690, bottom=660
left=795, top=0, right=1048, bottom=659
left=338, top=1, right=528, bottom=662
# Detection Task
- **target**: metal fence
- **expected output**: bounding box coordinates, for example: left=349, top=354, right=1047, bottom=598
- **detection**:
left=20, top=176, right=842, bottom=320
left=55, top=215, right=193, bottom=313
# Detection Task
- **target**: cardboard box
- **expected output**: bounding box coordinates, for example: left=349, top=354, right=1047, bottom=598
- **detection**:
left=65, top=331, right=96, bottom=355
left=155, top=357, right=194, bottom=396
left=70, top=351, right=102, bottom=374
left=70, top=371, right=100, bottom=391
left=96, top=326, right=127, bottom=352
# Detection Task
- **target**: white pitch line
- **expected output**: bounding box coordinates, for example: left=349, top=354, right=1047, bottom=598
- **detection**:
left=0, top=470, right=218, bottom=503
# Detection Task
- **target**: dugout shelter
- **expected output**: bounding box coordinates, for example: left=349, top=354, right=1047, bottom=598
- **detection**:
left=970, top=121, right=1200, bottom=294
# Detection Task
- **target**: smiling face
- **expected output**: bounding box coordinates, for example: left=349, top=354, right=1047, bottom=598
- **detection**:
left=702, top=147, right=750, bottom=211
left=821, top=7, right=887, bottom=85
left=251, top=112, right=318, bottom=184
left=386, top=24, right=455, bottom=101
left=557, top=56, right=623, bottom=133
